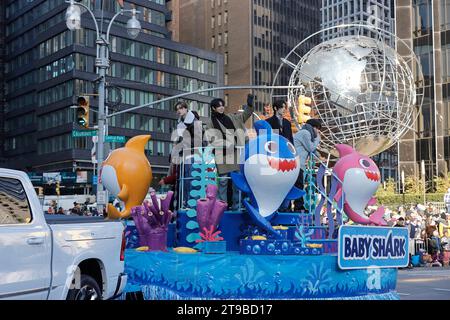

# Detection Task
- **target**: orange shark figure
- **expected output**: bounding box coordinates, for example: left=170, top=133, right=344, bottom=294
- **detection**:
left=100, top=135, right=152, bottom=219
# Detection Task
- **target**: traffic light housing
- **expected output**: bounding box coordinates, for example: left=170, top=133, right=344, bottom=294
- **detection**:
left=76, top=96, right=90, bottom=128
left=297, top=95, right=312, bottom=124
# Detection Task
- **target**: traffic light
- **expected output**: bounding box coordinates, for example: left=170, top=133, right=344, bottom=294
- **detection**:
left=297, top=95, right=312, bottom=124
left=55, top=182, right=60, bottom=196
left=76, top=96, right=90, bottom=128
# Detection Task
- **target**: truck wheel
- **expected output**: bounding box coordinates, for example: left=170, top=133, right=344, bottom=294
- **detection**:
left=67, top=275, right=102, bottom=300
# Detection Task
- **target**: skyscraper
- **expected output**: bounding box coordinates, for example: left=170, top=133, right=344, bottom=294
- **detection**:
left=3, top=0, right=223, bottom=193
left=396, top=0, right=450, bottom=186
left=170, top=0, right=321, bottom=113
left=321, top=0, right=395, bottom=45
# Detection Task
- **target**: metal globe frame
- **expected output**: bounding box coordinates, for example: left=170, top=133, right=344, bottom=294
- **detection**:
left=271, top=23, right=424, bottom=157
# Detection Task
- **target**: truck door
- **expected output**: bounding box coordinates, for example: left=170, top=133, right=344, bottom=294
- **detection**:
left=0, top=175, right=52, bottom=299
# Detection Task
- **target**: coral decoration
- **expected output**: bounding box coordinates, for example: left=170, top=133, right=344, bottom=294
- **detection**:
left=196, top=225, right=224, bottom=242
left=130, top=191, right=174, bottom=251
left=194, top=184, right=227, bottom=243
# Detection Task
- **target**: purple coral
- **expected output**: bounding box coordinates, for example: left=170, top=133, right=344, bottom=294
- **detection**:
left=131, top=191, right=174, bottom=251
left=195, top=184, right=227, bottom=243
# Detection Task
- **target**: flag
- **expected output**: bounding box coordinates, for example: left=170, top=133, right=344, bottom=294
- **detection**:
left=116, top=0, right=124, bottom=7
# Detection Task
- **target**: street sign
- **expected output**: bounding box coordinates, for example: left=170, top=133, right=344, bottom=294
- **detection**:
left=105, top=135, right=126, bottom=143
left=97, top=191, right=107, bottom=205
left=72, top=130, right=98, bottom=137
left=93, top=175, right=98, bottom=185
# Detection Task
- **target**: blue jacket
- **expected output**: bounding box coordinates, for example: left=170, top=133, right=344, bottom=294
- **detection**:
left=293, top=128, right=320, bottom=170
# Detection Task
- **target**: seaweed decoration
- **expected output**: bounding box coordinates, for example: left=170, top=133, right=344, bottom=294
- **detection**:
left=183, top=147, right=217, bottom=245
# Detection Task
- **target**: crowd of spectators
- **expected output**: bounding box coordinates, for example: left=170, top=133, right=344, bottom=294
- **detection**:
left=378, top=203, right=450, bottom=267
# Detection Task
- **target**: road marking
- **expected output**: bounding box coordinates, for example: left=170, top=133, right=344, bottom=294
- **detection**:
left=434, top=288, right=450, bottom=292
left=397, top=292, right=411, bottom=296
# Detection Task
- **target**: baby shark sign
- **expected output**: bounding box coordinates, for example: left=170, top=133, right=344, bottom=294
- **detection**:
left=338, top=225, right=409, bottom=269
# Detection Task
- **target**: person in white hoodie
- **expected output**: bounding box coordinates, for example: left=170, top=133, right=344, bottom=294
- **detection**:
left=160, top=101, right=202, bottom=207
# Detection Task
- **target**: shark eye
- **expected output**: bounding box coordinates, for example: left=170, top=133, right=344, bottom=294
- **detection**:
left=359, top=158, right=371, bottom=168
left=287, top=142, right=296, bottom=155
left=265, top=141, right=278, bottom=154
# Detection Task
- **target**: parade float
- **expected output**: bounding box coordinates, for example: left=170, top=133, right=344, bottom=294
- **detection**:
left=101, top=24, right=422, bottom=300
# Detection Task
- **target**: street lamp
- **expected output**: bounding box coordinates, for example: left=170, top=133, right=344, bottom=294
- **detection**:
left=65, top=0, right=141, bottom=213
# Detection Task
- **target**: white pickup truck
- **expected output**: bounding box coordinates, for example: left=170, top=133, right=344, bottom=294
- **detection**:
left=0, top=169, right=127, bottom=300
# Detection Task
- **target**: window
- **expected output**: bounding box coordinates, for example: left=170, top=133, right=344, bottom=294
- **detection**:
left=211, top=16, right=215, bottom=27
left=157, top=141, right=165, bottom=156
left=211, top=0, right=214, bottom=8
left=218, top=13, right=222, bottom=26
left=211, top=36, right=215, bottom=48
left=224, top=52, right=229, bottom=65
left=0, top=177, right=32, bottom=224
left=218, top=33, right=222, bottom=46
left=224, top=11, right=228, bottom=24
left=225, top=73, right=228, bottom=85
left=224, top=32, right=228, bottom=45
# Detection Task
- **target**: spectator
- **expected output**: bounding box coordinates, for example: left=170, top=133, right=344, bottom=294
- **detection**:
left=205, top=94, right=254, bottom=210
left=444, top=188, right=450, bottom=213
left=394, top=217, right=405, bottom=227
left=57, top=207, right=65, bottom=215
left=47, top=206, right=54, bottom=214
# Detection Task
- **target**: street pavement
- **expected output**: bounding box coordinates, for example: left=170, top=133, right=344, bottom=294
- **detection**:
left=396, top=267, right=450, bottom=300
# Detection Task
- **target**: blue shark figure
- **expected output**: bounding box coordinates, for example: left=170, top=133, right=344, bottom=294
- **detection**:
left=231, top=120, right=305, bottom=238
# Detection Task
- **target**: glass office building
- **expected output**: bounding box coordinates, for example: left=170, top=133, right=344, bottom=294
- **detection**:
left=2, top=0, right=223, bottom=193
left=397, top=0, right=450, bottom=188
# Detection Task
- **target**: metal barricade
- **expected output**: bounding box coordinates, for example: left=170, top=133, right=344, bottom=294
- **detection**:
left=414, top=239, right=426, bottom=255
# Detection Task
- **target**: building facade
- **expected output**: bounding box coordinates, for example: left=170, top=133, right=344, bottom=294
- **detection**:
left=396, top=0, right=450, bottom=188
left=321, top=0, right=395, bottom=45
left=171, top=0, right=321, bottom=113
left=3, top=0, right=223, bottom=194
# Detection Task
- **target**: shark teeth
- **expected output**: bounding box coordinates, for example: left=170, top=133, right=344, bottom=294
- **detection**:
left=267, top=157, right=298, bottom=172
left=365, top=170, right=380, bottom=182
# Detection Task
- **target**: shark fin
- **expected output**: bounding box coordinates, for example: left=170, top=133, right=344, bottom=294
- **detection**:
left=368, top=197, right=377, bottom=206
left=243, top=199, right=281, bottom=239
left=285, top=186, right=306, bottom=200
left=254, top=120, right=272, bottom=136
left=230, top=172, right=251, bottom=194
left=335, top=144, right=354, bottom=157
left=125, top=135, right=151, bottom=152
left=117, top=184, right=129, bottom=202
left=369, top=206, right=388, bottom=226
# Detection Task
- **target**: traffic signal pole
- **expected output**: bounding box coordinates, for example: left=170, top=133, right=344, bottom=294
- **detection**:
left=95, top=41, right=108, bottom=213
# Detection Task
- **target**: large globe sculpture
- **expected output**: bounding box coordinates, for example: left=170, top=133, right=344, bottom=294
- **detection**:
left=273, top=25, right=423, bottom=157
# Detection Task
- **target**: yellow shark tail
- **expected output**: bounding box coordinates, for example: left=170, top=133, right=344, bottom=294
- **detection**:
left=125, top=135, right=151, bottom=152
left=106, top=203, right=130, bottom=220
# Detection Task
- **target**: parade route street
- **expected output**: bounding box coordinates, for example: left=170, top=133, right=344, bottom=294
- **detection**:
left=397, top=268, right=450, bottom=300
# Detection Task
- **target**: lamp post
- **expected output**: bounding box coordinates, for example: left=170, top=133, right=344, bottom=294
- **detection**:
left=65, top=0, right=141, bottom=212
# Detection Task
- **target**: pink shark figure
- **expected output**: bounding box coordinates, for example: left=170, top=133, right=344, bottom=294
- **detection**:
left=333, top=144, right=387, bottom=226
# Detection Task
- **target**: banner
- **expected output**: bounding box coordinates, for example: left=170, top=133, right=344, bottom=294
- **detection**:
left=76, top=171, right=88, bottom=183
left=43, top=172, right=61, bottom=184
left=338, top=225, right=409, bottom=270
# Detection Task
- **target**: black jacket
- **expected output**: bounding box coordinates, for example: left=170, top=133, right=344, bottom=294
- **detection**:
left=265, top=115, right=293, bottom=143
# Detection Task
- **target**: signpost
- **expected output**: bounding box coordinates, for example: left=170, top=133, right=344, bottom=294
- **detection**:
left=97, top=190, right=107, bottom=205
left=105, top=135, right=126, bottom=143
left=72, top=130, right=98, bottom=137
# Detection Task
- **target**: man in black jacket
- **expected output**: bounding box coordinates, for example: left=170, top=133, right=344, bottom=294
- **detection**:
left=265, top=100, right=293, bottom=143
